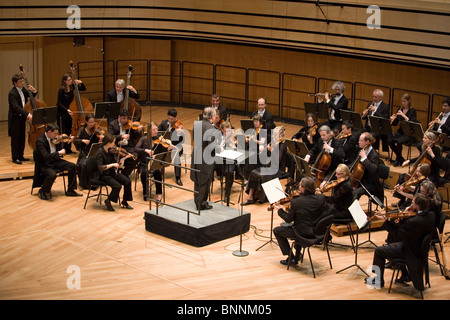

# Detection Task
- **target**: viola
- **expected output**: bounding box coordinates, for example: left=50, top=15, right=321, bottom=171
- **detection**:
left=122, top=120, right=141, bottom=131
left=319, top=177, right=346, bottom=193
left=372, top=208, right=417, bottom=221
left=267, top=190, right=301, bottom=211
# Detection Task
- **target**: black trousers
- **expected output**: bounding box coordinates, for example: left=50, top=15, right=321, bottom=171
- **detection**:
left=273, top=226, right=298, bottom=257
left=40, top=159, right=77, bottom=194
left=388, top=132, right=416, bottom=160
left=100, top=172, right=132, bottom=203
left=372, top=242, right=407, bottom=283
left=193, top=173, right=212, bottom=209
left=140, top=168, right=163, bottom=197
left=10, top=117, right=26, bottom=161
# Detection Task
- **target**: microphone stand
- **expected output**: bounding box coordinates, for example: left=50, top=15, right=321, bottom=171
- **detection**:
left=233, top=176, right=249, bottom=257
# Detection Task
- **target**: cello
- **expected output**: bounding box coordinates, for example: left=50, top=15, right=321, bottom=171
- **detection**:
left=311, top=139, right=332, bottom=188
left=19, top=64, right=48, bottom=150
left=68, top=61, right=94, bottom=137
left=121, top=65, right=142, bottom=121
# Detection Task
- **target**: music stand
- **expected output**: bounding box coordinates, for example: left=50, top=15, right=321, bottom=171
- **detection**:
left=369, top=116, right=393, bottom=138
left=215, top=149, right=243, bottom=206
left=240, top=119, right=265, bottom=132
left=147, top=151, right=172, bottom=207
left=31, top=106, right=58, bottom=126
left=341, top=110, right=363, bottom=131
left=399, top=120, right=424, bottom=141
left=87, top=142, right=102, bottom=158
left=285, top=139, right=309, bottom=158
left=94, top=102, right=121, bottom=120
left=304, top=102, right=328, bottom=121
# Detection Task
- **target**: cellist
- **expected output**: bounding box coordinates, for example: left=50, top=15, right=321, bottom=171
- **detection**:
left=57, top=73, right=86, bottom=154
left=351, top=132, right=384, bottom=202
left=304, top=125, right=345, bottom=188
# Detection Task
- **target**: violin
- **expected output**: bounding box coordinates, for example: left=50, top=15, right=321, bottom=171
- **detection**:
left=397, top=174, right=425, bottom=193
left=372, top=208, right=417, bottom=221
left=153, top=135, right=173, bottom=148
left=267, top=190, right=301, bottom=211
left=255, top=124, right=263, bottom=136
left=122, top=120, right=142, bottom=131
left=108, top=146, right=137, bottom=160
left=171, top=119, right=183, bottom=130
left=306, top=124, right=318, bottom=144
left=319, top=177, right=346, bottom=193
left=52, top=134, right=71, bottom=145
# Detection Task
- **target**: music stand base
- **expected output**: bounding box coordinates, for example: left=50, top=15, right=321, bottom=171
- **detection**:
left=233, top=250, right=249, bottom=257
left=256, top=239, right=278, bottom=251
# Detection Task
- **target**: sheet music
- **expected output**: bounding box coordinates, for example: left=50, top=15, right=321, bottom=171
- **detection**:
left=216, top=149, right=243, bottom=160
left=261, top=178, right=286, bottom=204
left=348, top=200, right=369, bottom=229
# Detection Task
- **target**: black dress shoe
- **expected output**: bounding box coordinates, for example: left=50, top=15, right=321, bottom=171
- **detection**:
left=364, top=277, right=385, bottom=288
left=280, top=258, right=298, bottom=266
left=242, top=199, right=255, bottom=206
left=105, top=199, right=115, bottom=211
left=38, top=188, right=48, bottom=200
left=19, top=157, right=30, bottom=161
left=121, top=201, right=133, bottom=210
left=13, top=159, right=22, bottom=165
left=176, top=178, right=183, bottom=186
left=395, top=275, right=411, bottom=284
left=66, top=190, right=83, bottom=197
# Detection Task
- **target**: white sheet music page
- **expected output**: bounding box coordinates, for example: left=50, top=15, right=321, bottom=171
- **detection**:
left=261, top=178, right=286, bottom=204
left=348, top=200, right=369, bottom=229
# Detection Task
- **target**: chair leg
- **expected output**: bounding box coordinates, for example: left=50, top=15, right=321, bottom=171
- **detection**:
left=306, top=247, right=315, bottom=278
left=388, top=267, right=399, bottom=293
left=287, top=241, right=295, bottom=270
left=325, top=243, right=332, bottom=269
left=83, top=188, right=91, bottom=209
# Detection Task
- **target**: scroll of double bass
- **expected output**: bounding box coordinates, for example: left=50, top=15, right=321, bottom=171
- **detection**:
left=69, top=61, right=94, bottom=136
left=121, top=65, right=142, bottom=121
left=19, top=64, right=48, bottom=150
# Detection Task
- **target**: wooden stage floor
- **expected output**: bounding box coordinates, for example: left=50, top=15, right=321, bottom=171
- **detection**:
left=0, top=105, right=449, bottom=301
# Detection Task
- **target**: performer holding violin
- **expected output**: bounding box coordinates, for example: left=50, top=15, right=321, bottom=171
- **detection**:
left=242, top=126, right=288, bottom=205
left=158, top=108, right=184, bottom=186
left=107, top=109, right=141, bottom=177
left=291, top=113, right=320, bottom=150
left=96, top=134, right=134, bottom=211
left=338, top=120, right=358, bottom=166
left=366, top=193, right=435, bottom=290
left=73, top=114, right=105, bottom=189
left=318, top=164, right=354, bottom=220
left=8, top=73, right=35, bottom=164
left=304, top=125, right=345, bottom=188
left=273, top=177, right=327, bottom=266
left=57, top=73, right=86, bottom=154
left=34, top=124, right=82, bottom=200
left=135, top=122, right=174, bottom=202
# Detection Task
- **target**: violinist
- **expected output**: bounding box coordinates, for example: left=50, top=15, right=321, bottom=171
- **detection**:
left=317, top=81, right=349, bottom=132
left=106, top=79, right=140, bottom=103
left=34, top=124, right=82, bottom=200
left=402, top=131, right=443, bottom=187
left=96, top=134, right=134, bottom=211
left=107, top=109, right=141, bottom=177
left=291, top=113, right=320, bottom=150
left=8, top=73, right=35, bottom=164
left=338, top=120, right=358, bottom=166
left=388, top=93, right=419, bottom=167
left=393, top=163, right=430, bottom=211
left=242, top=126, right=288, bottom=205
left=304, top=125, right=345, bottom=185
left=243, top=114, right=267, bottom=179
left=273, top=177, right=327, bottom=266
left=366, top=193, right=435, bottom=289
left=211, top=94, right=229, bottom=123
left=319, top=164, right=354, bottom=220
left=135, top=122, right=173, bottom=202
left=57, top=73, right=86, bottom=154
left=73, top=114, right=105, bottom=189
left=158, top=108, right=184, bottom=186
left=350, top=132, right=383, bottom=203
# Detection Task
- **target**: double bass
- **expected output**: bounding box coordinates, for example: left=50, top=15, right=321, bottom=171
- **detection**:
left=68, top=61, right=94, bottom=136
left=121, top=65, right=142, bottom=121
left=19, top=64, right=48, bottom=150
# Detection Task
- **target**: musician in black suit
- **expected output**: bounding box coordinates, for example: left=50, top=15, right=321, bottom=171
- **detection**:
left=366, top=193, right=435, bottom=291
left=105, top=79, right=140, bottom=103
left=190, top=107, right=220, bottom=210
left=107, top=109, right=141, bottom=177
left=249, top=97, right=276, bottom=132
left=8, top=73, right=35, bottom=164
left=304, top=125, right=345, bottom=186
left=338, top=120, right=358, bottom=166
left=429, top=97, right=450, bottom=135
left=352, top=132, right=384, bottom=202
left=273, top=177, right=327, bottom=266
left=361, top=89, right=390, bottom=152
left=211, top=94, right=229, bottom=123
left=388, top=93, right=419, bottom=166
left=291, top=113, right=320, bottom=150
left=317, top=81, right=349, bottom=132
left=34, top=124, right=82, bottom=200
left=158, top=108, right=184, bottom=186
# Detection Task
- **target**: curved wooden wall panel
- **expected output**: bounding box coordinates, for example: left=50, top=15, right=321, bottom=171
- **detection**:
left=1, top=0, right=449, bottom=68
